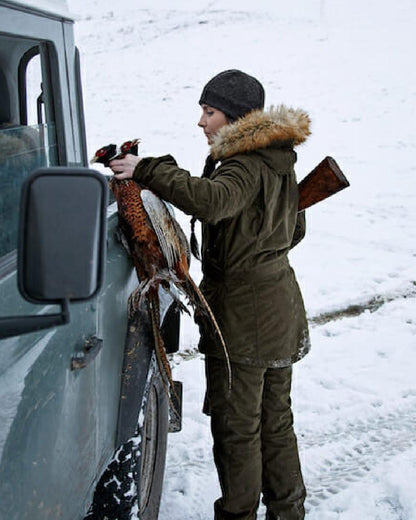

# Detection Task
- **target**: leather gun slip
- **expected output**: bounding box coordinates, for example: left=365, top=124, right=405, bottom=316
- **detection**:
left=298, top=156, right=350, bottom=212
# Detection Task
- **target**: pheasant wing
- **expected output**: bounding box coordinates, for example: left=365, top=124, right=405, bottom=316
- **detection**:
left=140, top=190, right=189, bottom=269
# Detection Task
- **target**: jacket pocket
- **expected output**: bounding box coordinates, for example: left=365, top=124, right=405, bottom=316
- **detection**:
left=219, top=280, right=257, bottom=358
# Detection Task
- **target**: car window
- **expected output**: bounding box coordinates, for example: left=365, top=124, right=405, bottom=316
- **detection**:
left=0, top=41, right=58, bottom=258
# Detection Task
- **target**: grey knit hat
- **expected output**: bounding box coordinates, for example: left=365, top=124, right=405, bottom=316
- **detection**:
left=199, top=69, right=265, bottom=121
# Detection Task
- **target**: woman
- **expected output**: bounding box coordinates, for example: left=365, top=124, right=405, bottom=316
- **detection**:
left=110, top=69, right=311, bottom=520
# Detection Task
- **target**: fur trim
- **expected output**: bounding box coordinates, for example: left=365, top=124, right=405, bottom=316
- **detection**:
left=210, top=105, right=311, bottom=160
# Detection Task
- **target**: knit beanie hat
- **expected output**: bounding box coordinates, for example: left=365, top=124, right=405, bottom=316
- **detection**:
left=199, top=69, right=265, bottom=121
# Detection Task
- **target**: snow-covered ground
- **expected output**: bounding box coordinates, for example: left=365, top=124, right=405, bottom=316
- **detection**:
left=67, top=0, right=416, bottom=518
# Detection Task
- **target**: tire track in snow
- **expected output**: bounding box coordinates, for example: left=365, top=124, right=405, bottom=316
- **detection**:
left=299, top=399, right=416, bottom=510
left=308, top=283, right=416, bottom=326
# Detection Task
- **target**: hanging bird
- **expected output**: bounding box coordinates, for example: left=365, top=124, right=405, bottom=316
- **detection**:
left=90, top=140, right=231, bottom=399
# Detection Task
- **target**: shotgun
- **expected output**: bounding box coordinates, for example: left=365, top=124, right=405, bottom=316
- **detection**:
left=298, top=156, right=349, bottom=212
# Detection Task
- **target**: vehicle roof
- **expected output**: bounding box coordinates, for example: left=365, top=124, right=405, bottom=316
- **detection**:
left=1, top=0, right=73, bottom=20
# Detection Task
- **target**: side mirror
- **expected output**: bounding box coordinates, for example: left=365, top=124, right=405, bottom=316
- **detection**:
left=0, top=167, right=108, bottom=339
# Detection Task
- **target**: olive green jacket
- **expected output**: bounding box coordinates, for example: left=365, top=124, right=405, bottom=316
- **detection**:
left=133, top=105, right=311, bottom=367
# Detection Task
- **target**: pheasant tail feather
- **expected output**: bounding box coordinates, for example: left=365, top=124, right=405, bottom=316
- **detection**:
left=147, top=288, right=181, bottom=416
left=180, top=276, right=232, bottom=392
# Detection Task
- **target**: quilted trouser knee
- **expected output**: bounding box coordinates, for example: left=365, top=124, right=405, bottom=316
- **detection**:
left=262, top=366, right=306, bottom=520
left=206, top=357, right=264, bottom=520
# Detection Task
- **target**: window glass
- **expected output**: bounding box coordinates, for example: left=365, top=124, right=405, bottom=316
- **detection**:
left=0, top=42, right=58, bottom=258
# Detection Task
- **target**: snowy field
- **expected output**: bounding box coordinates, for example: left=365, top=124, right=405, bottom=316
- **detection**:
left=67, top=0, right=416, bottom=518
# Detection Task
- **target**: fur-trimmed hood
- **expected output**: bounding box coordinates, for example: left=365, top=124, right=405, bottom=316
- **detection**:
left=210, top=104, right=311, bottom=160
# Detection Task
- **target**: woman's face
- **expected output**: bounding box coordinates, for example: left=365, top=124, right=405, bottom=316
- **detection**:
left=198, top=104, right=228, bottom=144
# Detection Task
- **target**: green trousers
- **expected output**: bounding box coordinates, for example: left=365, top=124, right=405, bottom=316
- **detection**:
left=205, top=357, right=306, bottom=520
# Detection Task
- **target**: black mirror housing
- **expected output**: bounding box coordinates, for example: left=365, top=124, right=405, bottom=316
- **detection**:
left=18, top=167, right=108, bottom=303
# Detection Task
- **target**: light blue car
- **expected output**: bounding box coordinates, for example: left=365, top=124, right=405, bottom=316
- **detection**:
left=0, top=2, right=182, bottom=518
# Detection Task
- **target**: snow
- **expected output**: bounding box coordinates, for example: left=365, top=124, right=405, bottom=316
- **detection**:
left=67, top=0, right=416, bottom=518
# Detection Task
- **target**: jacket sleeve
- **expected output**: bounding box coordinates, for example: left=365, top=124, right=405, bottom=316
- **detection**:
left=133, top=154, right=260, bottom=225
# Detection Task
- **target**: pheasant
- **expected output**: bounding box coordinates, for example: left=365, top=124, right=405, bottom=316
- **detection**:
left=91, top=140, right=231, bottom=399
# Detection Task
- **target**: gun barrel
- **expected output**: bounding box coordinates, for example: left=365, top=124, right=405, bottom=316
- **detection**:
left=298, top=156, right=350, bottom=212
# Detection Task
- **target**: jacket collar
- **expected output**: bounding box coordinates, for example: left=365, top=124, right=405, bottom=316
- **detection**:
left=210, top=105, right=311, bottom=160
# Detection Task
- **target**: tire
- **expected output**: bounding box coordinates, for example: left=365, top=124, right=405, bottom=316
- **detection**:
left=137, top=368, right=169, bottom=519
left=85, top=364, right=169, bottom=520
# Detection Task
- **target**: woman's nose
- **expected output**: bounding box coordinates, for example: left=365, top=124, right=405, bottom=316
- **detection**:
left=198, top=115, right=206, bottom=127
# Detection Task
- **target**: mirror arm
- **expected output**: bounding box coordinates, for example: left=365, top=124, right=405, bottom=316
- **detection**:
left=0, top=299, right=70, bottom=340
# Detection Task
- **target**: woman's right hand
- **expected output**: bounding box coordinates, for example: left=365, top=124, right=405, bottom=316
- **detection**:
left=109, top=153, right=141, bottom=179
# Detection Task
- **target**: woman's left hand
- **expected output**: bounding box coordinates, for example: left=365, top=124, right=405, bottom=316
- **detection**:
left=109, top=154, right=141, bottom=179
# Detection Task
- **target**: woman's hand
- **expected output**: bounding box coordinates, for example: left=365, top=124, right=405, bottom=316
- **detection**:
left=109, top=154, right=141, bottom=179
